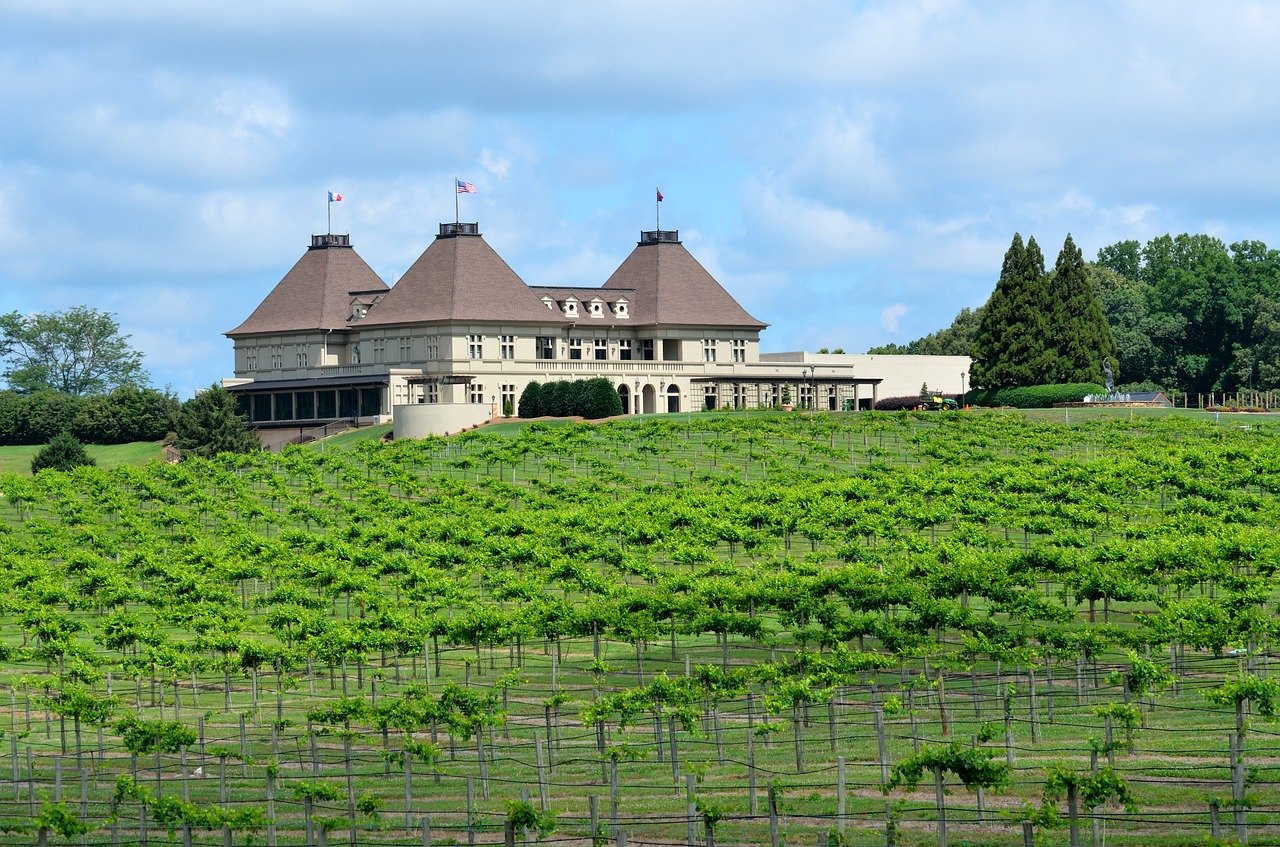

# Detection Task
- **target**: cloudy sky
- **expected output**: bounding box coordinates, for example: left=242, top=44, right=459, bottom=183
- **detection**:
left=3, top=1, right=1280, bottom=397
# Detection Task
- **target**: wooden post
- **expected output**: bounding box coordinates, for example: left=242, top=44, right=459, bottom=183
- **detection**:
left=422, top=815, right=432, bottom=847
left=874, top=706, right=889, bottom=787
left=934, top=766, right=947, bottom=847
left=466, top=776, right=475, bottom=847
left=589, top=795, right=599, bottom=844
left=747, top=710, right=757, bottom=815
left=1067, top=781, right=1079, bottom=847
left=1028, top=668, right=1039, bottom=744
left=1210, top=798, right=1221, bottom=842
left=404, top=743, right=413, bottom=832
left=768, top=783, right=780, bottom=847
left=266, top=771, right=276, bottom=847
left=685, top=774, right=696, bottom=847
left=836, top=756, right=846, bottom=837
left=536, top=732, right=549, bottom=811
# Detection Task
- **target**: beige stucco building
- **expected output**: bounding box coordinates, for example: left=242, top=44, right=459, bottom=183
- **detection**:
left=224, top=221, right=963, bottom=436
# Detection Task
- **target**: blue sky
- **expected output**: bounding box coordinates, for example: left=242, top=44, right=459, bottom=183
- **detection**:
left=3, top=1, right=1280, bottom=398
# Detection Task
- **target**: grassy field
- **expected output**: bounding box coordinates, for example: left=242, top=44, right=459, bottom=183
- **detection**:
left=0, top=411, right=1279, bottom=844
left=0, top=439, right=166, bottom=475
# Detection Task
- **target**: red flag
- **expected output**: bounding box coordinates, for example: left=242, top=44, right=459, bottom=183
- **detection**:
left=656, top=188, right=664, bottom=202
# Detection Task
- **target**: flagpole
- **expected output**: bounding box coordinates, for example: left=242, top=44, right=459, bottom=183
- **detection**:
left=327, top=194, right=332, bottom=235
left=455, top=177, right=460, bottom=225
left=656, top=187, right=660, bottom=231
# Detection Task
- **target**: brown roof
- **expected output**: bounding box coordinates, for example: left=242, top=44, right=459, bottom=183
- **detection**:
left=602, top=235, right=766, bottom=329
left=359, top=231, right=564, bottom=326
left=227, top=237, right=388, bottom=336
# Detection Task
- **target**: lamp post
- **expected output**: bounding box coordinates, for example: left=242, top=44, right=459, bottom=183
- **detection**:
left=961, top=372, right=967, bottom=406
left=807, top=365, right=816, bottom=411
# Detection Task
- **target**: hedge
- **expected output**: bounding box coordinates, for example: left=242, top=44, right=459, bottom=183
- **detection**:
left=517, top=377, right=623, bottom=419
left=0, top=387, right=179, bottom=445
left=964, top=383, right=1105, bottom=409
left=873, top=394, right=962, bottom=411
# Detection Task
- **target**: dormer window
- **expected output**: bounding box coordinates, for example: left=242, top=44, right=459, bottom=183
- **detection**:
left=541, top=296, right=556, bottom=311
left=564, top=299, right=579, bottom=317
left=613, top=300, right=629, bottom=318
left=589, top=299, right=604, bottom=317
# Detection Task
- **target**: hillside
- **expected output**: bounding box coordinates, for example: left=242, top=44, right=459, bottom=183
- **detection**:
left=0, top=412, right=1276, bottom=844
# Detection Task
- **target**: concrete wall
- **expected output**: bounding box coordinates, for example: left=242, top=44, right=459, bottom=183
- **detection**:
left=394, top=403, right=494, bottom=439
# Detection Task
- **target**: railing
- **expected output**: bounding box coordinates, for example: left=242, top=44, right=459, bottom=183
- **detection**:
left=640, top=230, right=679, bottom=244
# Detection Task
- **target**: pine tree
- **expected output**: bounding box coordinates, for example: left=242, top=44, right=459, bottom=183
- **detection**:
left=972, top=234, right=1050, bottom=388
left=1042, top=234, right=1116, bottom=383
left=31, top=432, right=96, bottom=474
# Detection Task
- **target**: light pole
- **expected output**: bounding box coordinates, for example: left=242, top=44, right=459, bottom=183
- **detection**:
left=961, top=372, right=967, bottom=406
left=807, top=365, right=816, bottom=410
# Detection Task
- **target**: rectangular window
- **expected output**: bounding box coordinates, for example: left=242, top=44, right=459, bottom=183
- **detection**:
left=372, top=339, right=386, bottom=363
left=732, top=339, right=746, bottom=363
left=245, top=348, right=258, bottom=370
left=399, top=336, right=413, bottom=360
left=271, top=346, right=283, bottom=369
left=273, top=393, right=294, bottom=421
left=594, top=339, right=607, bottom=360
left=500, top=335, right=515, bottom=360
left=317, top=391, right=337, bottom=418
left=339, top=389, right=358, bottom=417
left=703, top=339, right=717, bottom=363
left=425, top=336, right=439, bottom=360
left=468, top=334, right=484, bottom=359
left=295, top=392, right=315, bottom=419
left=470, top=383, right=485, bottom=404
left=639, top=339, right=654, bottom=361
left=536, top=336, right=556, bottom=360
left=296, top=347, right=308, bottom=368
left=426, top=383, right=438, bottom=404
left=252, top=394, right=271, bottom=422
left=618, top=339, right=632, bottom=361
left=501, top=383, right=516, bottom=412
left=569, top=339, right=583, bottom=360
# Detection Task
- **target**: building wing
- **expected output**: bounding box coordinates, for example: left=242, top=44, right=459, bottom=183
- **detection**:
left=226, top=234, right=388, bottom=336
left=602, top=231, right=766, bottom=329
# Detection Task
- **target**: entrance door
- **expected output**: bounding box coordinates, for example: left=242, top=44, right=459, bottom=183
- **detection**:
left=666, top=384, right=681, bottom=413
left=617, top=384, right=630, bottom=414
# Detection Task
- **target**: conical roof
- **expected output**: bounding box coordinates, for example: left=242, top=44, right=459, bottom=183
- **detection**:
left=360, top=226, right=561, bottom=325
left=227, top=235, right=388, bottom=336
left=602, top=232, right=766, bottom=328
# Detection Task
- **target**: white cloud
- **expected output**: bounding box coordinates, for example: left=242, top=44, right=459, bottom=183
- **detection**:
left=881, top=304, right=908, bottom=332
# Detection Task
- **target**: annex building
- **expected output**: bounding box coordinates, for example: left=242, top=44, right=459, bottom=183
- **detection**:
left=224, top=221, right=957, bottom=437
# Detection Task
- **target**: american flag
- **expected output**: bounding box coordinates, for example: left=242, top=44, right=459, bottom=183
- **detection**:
left=456, top=179, right=476, bottom=194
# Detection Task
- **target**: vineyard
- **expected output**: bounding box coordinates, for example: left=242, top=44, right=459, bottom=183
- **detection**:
left=3, top=410, right=1280, bottom=845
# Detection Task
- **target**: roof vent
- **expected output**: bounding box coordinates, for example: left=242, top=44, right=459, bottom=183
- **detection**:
left=640, top=230, right=679, bottom=244
left=310, top=233, right=352, bottom=249
left=438, top=222, right=480, bottom=237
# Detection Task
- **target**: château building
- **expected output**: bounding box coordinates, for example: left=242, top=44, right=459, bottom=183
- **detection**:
left=224, top=221, right=902, bottom=436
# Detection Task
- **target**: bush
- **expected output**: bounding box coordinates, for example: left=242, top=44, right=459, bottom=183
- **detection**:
left=518, top=382, right=542, bottom=418
left=874, top=393, right=963, bottom=411
left=518, top=378, right=623, bottom=419
left=31, top=432, right=96, bottom=474
left=175, top=385, right=260, bottom=459
left=965, top=383, right=1104, bottom=408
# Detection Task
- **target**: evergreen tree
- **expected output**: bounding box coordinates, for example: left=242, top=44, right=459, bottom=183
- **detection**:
left=971, top=234, right=1049, bottom=388
left=175, top=385, right=260, bottom=459
left=1042, top=235, right=1115, bottom=383
left=517, top=381, right=542, bottom=418
left=581, top=378, right=624, bottom=419
left=31, top=432, right=96, bottom=474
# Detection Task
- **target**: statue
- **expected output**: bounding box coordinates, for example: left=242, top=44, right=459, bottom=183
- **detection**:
left=1102, top=358, right=1115, bottom=397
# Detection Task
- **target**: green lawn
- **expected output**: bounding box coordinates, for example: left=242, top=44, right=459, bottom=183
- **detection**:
left=0, top=439, right=165, bottom=475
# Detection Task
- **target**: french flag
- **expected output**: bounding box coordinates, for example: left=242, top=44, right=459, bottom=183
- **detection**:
left=328, top=191, right=342, bottom=202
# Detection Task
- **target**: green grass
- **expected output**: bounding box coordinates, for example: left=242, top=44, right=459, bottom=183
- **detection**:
left=307, top=422, right=394, bottom=449
left=0, top=439, right=165, bottom=475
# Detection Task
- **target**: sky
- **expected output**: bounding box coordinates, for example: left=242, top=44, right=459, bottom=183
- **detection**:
left=3, top=1, right=1280, bottom=398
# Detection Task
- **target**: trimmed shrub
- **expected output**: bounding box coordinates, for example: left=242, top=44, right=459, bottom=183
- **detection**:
left=518, top=382, right=542, bottom=418
left=965, top=383, right=1105, bottom=408
left=580, top=377, right=623, bottom=419
left=31, top=432, right=96, bottom=474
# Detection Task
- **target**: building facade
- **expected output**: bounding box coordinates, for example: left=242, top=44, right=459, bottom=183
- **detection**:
left=225, top=222, right=886, bottom=435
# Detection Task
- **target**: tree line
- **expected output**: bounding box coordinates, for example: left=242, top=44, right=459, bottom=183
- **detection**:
left=872, top=232, right=1280, bottom=394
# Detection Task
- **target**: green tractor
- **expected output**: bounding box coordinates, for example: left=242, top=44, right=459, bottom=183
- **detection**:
left=925, top=395, right=959, bottom=411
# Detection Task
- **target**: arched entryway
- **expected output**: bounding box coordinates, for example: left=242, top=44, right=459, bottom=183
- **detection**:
left=666, top=384, right=681, bottom=413
left=617, top=384, right=631, bottom=414
left=641, top=384, right=657, bottom=414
